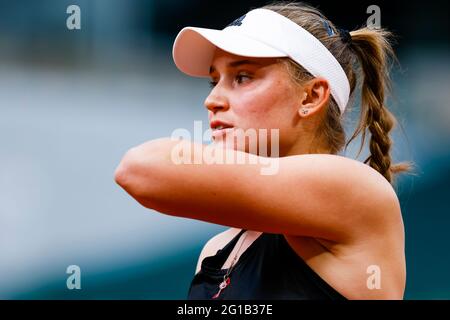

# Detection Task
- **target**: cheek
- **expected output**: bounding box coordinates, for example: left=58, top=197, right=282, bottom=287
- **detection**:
left=232, top=79, right=298, bottom=129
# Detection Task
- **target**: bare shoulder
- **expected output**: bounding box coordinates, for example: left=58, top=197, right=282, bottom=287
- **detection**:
left=286, top=153, right=401, bottom=209
left=283, top=155, right=406, bottom=299
left=328, top=154, right=402, bottom=221
left=307, top=154, right=403, bottom=238
left=283, top=156, right=406, bottom=299
left=194, top=228, right=239, bottom=275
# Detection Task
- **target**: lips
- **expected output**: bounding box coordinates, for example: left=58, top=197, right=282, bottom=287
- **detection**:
left=210, top=120, right=234, bottom=131
left=210, top=120, right=234, bottom=139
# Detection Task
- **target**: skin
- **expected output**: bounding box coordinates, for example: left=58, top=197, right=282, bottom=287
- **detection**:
left=114, top=48, right=406, bottom=299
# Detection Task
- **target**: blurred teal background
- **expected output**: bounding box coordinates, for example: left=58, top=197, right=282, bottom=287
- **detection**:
left=0, top=0, right=449, bottom=299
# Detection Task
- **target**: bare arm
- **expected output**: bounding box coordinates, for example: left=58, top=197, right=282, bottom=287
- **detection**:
left=114, top=138, right=400, bottom=244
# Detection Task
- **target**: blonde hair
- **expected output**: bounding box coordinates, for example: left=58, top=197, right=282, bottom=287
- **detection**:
left=262, top=1, right=411, bottom=184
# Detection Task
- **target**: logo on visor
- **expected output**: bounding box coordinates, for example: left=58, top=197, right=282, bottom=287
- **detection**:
left=226, top=14, right=246, bottom=27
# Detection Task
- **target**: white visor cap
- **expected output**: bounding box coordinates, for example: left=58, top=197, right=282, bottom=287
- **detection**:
left=172, top=8, right=350, bottom=113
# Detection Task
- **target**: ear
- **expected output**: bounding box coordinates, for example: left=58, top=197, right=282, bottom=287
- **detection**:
left=298, top=77, right=330, bottom=118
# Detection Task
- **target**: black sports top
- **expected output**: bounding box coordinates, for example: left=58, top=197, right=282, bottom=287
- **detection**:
left=187, top=229, right=347, bottom=300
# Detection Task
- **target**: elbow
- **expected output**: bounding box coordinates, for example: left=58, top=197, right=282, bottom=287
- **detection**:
left=114, top=140, right=170, bottom=208
left=114, top=147, right=140, bottom=193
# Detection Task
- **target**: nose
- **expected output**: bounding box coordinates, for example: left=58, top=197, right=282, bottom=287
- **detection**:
left=204, top=86, right=230, bottom=114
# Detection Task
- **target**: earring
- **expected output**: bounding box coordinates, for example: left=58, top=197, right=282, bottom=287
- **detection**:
left=301, top=109, right=309, bottom=115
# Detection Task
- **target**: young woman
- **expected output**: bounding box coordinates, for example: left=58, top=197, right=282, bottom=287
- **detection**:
left=115, top=2, right=410, bottom=300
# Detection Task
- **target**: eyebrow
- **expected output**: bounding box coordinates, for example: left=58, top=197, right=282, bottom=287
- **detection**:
left=209, top=60, right=262, bottom=75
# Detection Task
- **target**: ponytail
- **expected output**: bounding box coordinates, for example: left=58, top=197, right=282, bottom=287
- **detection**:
left=346, top=27, right=411, bottom=183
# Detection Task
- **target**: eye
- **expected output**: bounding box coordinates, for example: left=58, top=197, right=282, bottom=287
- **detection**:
left=236, top=73, right=251, bottom=84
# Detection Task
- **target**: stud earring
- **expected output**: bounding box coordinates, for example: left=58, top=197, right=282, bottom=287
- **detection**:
left=301, top=109, right=309, bottom=115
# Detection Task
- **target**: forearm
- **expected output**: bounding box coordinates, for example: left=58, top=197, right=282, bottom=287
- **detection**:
left=113, top=137, right=266, bottom=214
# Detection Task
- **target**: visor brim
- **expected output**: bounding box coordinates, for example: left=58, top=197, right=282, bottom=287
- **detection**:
left=172, top=27, right=287, bottom=77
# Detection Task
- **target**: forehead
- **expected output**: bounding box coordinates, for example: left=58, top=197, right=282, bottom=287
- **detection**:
left=209, top=48, right=279, bottom=74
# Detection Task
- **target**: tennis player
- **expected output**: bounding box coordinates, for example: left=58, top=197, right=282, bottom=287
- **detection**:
left=115, top=2, right=410, bottom=300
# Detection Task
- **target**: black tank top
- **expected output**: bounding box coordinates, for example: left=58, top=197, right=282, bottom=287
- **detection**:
left=187, top=229, right=347, bottom=300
